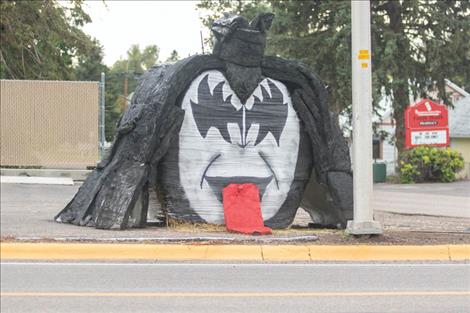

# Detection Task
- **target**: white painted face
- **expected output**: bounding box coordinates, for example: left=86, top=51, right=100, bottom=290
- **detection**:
left=178, top=70, right=300, bottom=224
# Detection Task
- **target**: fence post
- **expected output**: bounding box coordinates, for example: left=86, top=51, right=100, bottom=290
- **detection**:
left=99, top=72, right=106, bottom=160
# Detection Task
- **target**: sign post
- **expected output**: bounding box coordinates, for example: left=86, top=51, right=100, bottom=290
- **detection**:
left=346, top=0, right=383, bottom=235
left=405, top=99, right=449, bottom=149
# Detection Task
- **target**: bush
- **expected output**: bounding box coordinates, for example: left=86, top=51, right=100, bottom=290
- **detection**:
left=385, top=174, right=400, bottom=184
left=399, top=146, right=464, bottom=183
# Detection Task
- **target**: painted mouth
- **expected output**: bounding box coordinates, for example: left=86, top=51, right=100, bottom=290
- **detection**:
left=204, top=176, right=273, bottom=203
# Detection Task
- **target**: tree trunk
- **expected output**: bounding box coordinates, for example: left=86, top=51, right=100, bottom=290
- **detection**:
left=392, top=84, right=409, bottom=157
left=386, top=1, right=409, bottom=161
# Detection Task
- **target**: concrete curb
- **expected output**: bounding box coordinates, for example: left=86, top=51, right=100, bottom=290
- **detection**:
left=0, top=168, right=91, bottom=181
left=1, top=235, right=321, bottom=244
left=0, top=176, right=74, bottom=185
left=1, top=243, right=468, bottom=261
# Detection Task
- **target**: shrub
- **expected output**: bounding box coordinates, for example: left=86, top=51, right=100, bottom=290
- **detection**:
left=399, top=146, right=464, bottom=183
left=385, top=174, right=400, bottom=184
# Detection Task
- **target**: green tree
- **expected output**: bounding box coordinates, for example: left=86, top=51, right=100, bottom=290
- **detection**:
left=110, top=44, right=159, bottom=95
left=0, top=0, right=98, bottom=80
left=165, top=50, right=180, bottom=63
left=141, top=45, right=159, bottom=69
left=103, top=44, right=160, bottom=140
left=104, top=83, right=122, bottom=142
left=73, top=39, right=107, bottom=81
left=125, top=44, right=159, bottom=74
left=198, top=0, right=470, bottom=154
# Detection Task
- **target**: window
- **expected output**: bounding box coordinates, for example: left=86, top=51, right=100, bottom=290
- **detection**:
left=373, top=138, right=382, bottom=160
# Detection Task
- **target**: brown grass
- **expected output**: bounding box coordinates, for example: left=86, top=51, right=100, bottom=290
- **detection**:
left=167, top=217, right=334, bottom=235
left=167, top=218, right=226, bottom=232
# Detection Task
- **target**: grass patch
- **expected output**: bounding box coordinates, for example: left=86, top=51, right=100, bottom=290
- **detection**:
left=167, top=218, right=226, bottom=232
left=167, top=218, right=332, bottom=235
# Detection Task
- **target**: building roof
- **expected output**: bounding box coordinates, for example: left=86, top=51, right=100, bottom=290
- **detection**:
left=449, top=96, right=470, bottom=138
left=445, top=79, right=470, bottom=98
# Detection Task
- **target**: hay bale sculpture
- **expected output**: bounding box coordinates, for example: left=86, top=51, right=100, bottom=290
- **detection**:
left=55, top=13, right=353, bottom=233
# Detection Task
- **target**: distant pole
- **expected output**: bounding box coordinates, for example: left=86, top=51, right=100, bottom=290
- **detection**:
left=346, top=0, right=383, bottom=235
left=123, top=61, right=129, bottom=111
left=99, top=72, right=106, bottom=159
left=200, top=30, right=205, bottom=54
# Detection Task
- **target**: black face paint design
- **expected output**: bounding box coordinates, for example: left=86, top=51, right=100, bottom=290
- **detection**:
left=190, top=75, right=288, bottom=146
left=249, top=80, right=288, bottom=146
left=190, top=75, right=235, bottom=143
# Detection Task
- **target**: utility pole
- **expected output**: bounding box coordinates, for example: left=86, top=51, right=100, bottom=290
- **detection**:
left=123, top=61, right=129, bottom=111
left=200, top=30, right=205, bottom=54
left=346, top=0, right=383, bottom=235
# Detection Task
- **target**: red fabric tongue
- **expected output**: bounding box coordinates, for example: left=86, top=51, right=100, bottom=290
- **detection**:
left=222, top=183, right=272, bottom=235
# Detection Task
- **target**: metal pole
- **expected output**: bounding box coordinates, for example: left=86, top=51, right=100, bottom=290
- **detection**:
left=346, top=0, right=383, bottom=235
left=200, top=30, right=205, bottom=54
left=123, top=61, right=129, bottom=110
left=99, top=72, right=106, bottom=160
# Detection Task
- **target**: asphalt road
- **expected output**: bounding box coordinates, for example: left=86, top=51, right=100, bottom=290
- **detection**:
left=1, top=262, right=469, bottom=313
left=373, top=180, right=470, bottom=218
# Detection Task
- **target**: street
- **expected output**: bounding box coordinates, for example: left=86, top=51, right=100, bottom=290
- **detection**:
left=1, top=261, right=469, bottom=313
left=373, top=180, right=470, bottom=218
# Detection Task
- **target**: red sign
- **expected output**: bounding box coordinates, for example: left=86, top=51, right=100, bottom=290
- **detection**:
left=404, top=99, right=449, bottom=149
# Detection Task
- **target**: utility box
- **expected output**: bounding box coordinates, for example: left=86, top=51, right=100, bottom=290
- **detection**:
left=373, top=162, right=387, bottom=183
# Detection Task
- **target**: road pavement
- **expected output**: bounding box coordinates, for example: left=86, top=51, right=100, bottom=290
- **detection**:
left=373, top=180, right=470, bottom=218
left=1, top=261, right=469, bottom=313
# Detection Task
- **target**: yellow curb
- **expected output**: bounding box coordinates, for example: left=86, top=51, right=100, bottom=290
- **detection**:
left=0, top=243, right=207, bottom=261
left=154, top=245, right=208, bottom=260
left=262, top=245, right=310, bottom=261
left=1, top=243, right=468, bottom=261
left=205, top=245, right=262, bottom=261
left=1, top=243, right=150, bottom=260
left=449, top=245, right=470, bottom=261
left=308, top=245, right=450, bottom=261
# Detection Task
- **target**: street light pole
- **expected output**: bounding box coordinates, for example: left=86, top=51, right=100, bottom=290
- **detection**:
left=346, top=0, right=383, bottom=235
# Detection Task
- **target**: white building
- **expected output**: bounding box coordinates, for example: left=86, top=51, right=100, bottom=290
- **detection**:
left=374, top=80, right=470, bottom=177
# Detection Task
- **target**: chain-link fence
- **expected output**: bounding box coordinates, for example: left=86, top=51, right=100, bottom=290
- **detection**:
left=1, top=80, right=100, bottom=169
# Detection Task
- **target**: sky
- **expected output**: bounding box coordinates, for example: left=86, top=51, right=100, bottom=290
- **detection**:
left=82, top=1, right=212, bottom=66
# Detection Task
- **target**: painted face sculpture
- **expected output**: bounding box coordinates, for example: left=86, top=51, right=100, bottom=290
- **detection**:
left=54, top=12, right=353, bottom=231
left=159, top=70, right=303, bottom=224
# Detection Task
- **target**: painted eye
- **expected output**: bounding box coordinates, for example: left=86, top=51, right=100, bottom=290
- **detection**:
left=190, top=75, right=288, bottom=146
left=248, top=80, right=288, bottom=146
left=190, top=75, right=238, bottom=144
